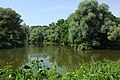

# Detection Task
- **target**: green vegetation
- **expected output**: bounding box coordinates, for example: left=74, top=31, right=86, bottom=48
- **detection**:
left=0, top=8, right=29, bottom=49
left=0, top=59, right=120, bottom=80
left=29, top=19, right=69, bottom=45
left=0, top=0, right=120, bottom=79
left=63, top=60, right=120, bottom=80
left=29, top=0, right=120, bottom=50
left=0, top=0, right=120, bottom=50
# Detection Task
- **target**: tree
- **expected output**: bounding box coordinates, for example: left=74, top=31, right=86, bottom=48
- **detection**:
left=0, top=7, right=28, bottom=48
left=68, top=0, right=119, bottom=49
left=56, top=19, right=69, bottom=44
left=29, top=27, right=44, bottom=44
left=29, top=0, right=120, bottom=50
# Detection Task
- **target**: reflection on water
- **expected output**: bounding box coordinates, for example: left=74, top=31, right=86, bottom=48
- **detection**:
left=0, top=48, right=28, bottom=68
left=27, top=45, right=120, bottom=68
left=0, top=45, right=120, bottom=68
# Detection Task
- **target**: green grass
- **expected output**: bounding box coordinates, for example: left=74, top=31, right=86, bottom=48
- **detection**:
left=0, top=59, right=120, bottom=80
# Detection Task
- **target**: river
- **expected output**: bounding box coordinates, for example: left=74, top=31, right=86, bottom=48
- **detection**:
left=0, top=45, right=120, bottom=69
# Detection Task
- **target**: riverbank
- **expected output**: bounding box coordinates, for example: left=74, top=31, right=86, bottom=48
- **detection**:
left=0, top=59, right=120, bottom=79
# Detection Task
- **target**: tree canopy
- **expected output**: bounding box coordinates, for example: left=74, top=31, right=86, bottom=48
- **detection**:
left=67, top=0, right=120, bottom=49
left=0, top=8, right=29, bottom=49
left=1, top=0, right=120, bottom=50
left=29, top=0, right=120, bottom=50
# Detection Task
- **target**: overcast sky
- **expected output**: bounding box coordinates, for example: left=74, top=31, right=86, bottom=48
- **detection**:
left=0, top=0, right=120, bottom=26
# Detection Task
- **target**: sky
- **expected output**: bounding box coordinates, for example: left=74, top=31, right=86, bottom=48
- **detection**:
left=0, top=0, right=120, bottom=26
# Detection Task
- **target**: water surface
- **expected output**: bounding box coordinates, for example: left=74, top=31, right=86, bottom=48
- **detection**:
left=0, top=45, right=120, bottom=68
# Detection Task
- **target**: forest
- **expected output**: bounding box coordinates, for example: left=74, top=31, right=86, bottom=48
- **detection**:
left=0, top=0, right=120, bottom=50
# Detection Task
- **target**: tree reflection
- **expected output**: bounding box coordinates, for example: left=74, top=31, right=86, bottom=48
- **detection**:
left=0, top=48, right=28, bottom=69
left=27, top=45, right=120, bottom=69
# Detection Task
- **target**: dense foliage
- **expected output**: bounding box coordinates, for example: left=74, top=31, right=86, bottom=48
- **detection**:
left=0, top=59, right=120, bottom=80
left=29, top=0, right=120, bottom=50
left=0, top=8, right=29, bottom=49
left=68, top=0, right=120, bottom=50
left=1, top=0, right=120, bottom=50
left=0, top=0, right=120, bottom=79
left=29, top=19, right=69, bottom=45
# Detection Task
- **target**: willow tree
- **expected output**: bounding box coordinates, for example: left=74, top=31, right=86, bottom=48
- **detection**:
left=68, top=0, right=119, bottom=49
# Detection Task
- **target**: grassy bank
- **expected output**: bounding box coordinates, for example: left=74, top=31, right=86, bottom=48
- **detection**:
left=0, top=59, right=120, bottom=80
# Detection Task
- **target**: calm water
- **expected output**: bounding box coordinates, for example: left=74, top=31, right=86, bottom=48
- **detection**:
left=0, top=45, right=120, bottom=69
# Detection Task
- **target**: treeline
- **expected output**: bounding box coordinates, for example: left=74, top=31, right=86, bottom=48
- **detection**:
left=30, top=19, right=68, bottom=45
left=0, top=0, right=120, bottom=50
left=0, top=8, right=29, bottom=49
left=29, top=0, right=120, bottom=50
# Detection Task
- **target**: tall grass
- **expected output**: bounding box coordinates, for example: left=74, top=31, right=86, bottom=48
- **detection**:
left=0, top=59, right=120, bottom=80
